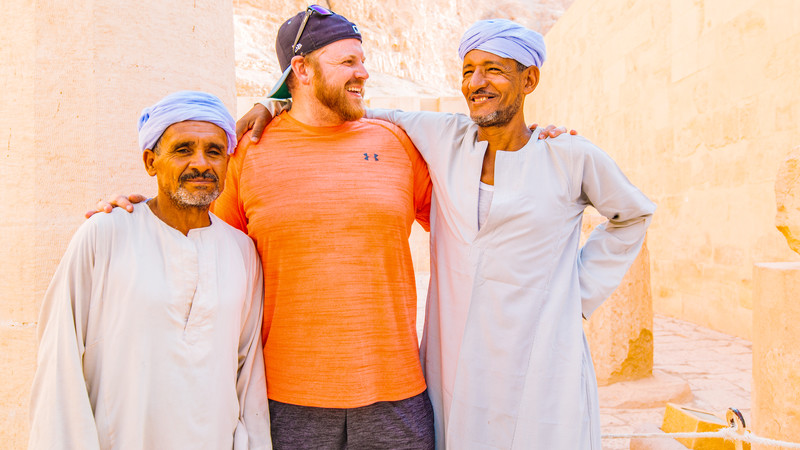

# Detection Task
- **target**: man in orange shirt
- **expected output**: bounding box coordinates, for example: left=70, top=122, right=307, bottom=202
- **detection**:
left=212, top=7, right=434, bottom=449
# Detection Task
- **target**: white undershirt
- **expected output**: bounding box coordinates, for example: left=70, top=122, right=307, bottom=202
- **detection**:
left=478, top=181, right=494, bottom=230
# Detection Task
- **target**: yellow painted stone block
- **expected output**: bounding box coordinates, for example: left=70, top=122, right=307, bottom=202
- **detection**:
left=661, top=403, right=750, bottom=450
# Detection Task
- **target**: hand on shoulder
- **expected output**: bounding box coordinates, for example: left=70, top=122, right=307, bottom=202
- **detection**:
left=531, top=123, right=578, bottom=140
left=85, top=194, right=147, bottom=219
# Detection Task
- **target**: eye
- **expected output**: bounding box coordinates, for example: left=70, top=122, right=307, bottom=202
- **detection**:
left=462, top=70, right=473, bottom=77
left=207, top=148, right=223, bottom=156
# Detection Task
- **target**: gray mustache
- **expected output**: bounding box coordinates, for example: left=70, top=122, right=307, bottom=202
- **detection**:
left=179, top=169, right=218, bottom=183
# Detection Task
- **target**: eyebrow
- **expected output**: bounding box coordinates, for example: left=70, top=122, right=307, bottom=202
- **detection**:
left=463, top=61, right=511, bottom=71
left=334, top=53, right=365, bottom=62
left=168, top=140, right=196, bottom=150
left=168, top=140, right=225, bottom=151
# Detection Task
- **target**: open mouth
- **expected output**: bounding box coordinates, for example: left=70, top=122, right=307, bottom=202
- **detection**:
left=346, top=85, right=364, bottom=98
left=470, top=92, right=497, bottom=104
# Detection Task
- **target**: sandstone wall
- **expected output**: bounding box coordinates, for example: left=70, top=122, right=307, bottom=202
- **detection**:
left=0, top=1, right=236, bottom=446
left=525, top=0, right=800, bottom=338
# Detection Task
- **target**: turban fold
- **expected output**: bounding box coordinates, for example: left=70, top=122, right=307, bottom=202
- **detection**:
left=458, top=19, right=546, bottom=68
left=138, top=91, right=237, bottom=154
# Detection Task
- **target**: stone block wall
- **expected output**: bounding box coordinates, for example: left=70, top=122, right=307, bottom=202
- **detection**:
left=525, top=0, right=800, bottom=338
left=0, top=1, right=236, bottom=446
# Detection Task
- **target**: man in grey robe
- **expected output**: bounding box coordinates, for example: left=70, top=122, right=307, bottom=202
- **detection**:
left=29, top=91, right=271, bottom=449
left=363, top=20, right=655, bottom=448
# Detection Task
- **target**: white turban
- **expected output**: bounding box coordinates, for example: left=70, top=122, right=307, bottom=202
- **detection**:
left=138, top=91, right=237, bottom=154
left=458, top=19, right=546, bottom=68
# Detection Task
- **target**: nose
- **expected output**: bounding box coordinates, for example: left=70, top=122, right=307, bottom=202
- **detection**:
left=468, top=67, right=488, bottom=91
left=188, top=150, right=213, bottom=172
left=354, top=61, right=369, bottom=81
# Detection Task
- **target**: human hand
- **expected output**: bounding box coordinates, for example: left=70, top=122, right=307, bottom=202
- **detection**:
left=84, top=194, right=147, bottom=219
left=236, top=103, right=273, bottom=144
left=530, top=123, right=578, bottom=139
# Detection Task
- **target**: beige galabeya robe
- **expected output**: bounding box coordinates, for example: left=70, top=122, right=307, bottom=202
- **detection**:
left=29, top=204, right=271, bottom=449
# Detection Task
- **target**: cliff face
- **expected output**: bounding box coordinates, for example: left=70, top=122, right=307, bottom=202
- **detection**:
left=234, top=0, right=574, bottom=98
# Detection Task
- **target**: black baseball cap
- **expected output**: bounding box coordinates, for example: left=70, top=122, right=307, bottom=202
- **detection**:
left=267, top=6, right=362, bottom=99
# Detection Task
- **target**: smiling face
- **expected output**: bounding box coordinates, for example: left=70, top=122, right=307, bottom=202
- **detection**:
left=308, top=38, right=369, bottom=122
left=461, top=49, right=539, bottom=128
left=144, top=120, right=229, bottom=209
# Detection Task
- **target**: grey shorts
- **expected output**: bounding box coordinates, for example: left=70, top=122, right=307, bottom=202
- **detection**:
left=268, top=390, right=435, bottom=450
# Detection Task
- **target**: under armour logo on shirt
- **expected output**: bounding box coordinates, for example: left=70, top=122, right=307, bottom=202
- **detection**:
left=363, top=153, right=379, bottom=161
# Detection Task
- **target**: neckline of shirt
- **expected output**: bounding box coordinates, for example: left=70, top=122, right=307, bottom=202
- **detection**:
left=139, top=202, right=217, bottom=237
left=279, top=111, right=360, bottom=135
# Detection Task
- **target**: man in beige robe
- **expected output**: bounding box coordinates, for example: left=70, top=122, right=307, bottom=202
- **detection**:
left=29, top=91, right=271, bottom=450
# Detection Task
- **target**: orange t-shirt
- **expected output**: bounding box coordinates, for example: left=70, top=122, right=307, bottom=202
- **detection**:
left=212, top=112, right=432, bottom=408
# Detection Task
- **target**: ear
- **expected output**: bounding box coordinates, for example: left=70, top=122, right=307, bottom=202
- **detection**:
left=291, top=55, right=314, bottom=86
left=143, top=149, right=157, bottom=176
left=523, top=66, right=540, bottom=95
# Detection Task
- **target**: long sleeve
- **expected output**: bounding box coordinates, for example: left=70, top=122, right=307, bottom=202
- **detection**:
left=29, top=222, right=102, bottom=450
left=232, top=246, right=271, bottom=449
left=573, top=137, right=656, bottom=318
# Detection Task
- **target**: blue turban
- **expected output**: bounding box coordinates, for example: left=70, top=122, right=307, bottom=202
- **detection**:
left=458, top=19, right=546, bottom=68
left=138, top=91, right=237, bottom=154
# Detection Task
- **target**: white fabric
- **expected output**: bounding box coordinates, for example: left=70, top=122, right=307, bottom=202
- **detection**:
left=367, top=108, right=655, bottom=449
left=477, top=181, right=494, bottom=230
left=29, top=204, right=271, bottom=450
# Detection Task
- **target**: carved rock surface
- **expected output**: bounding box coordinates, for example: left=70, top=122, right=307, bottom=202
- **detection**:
left=775, top=150, right=800, bottom=254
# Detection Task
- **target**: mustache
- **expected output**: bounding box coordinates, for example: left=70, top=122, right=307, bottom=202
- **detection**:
left=470, top=88, right=493, bottom=96
left=179, top=169, right=218, bottom=183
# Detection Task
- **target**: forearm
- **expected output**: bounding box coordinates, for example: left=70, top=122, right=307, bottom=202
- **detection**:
left=578, top=211, right=652, bottom=318
left=575, top=137, right=656, bottom=318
